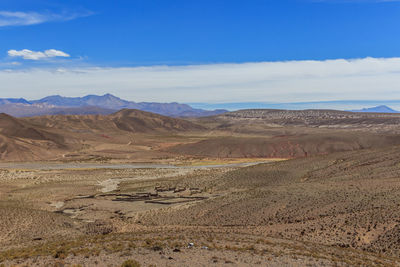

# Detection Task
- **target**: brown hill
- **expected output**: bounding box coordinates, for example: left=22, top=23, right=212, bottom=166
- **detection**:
left=167, top=132, right=400, bottom=158
left=0, top=109, right=204, bottom=161
left=0, top=113, right=68, bottom=161
left=4, top=108, right=400, bottom=162
left=110, top=109, right=205, bottom=132
left=25, top=109, right=204, bottom=134
left=0, top=133, right=67, bottom=161
left=0, top=113, right=65, bottom=143
left=171, top=109, right=400, bottom=159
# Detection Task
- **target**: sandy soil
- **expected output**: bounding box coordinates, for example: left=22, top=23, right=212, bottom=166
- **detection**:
left=3, top=110, right=400, bottom=266
left=1, top=149, right=400, bottom=266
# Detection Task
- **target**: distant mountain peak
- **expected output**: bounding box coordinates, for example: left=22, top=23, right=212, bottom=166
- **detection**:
left=103, top=93, right=117, bottom=97
left=0, top=98, right=31, bottom=105
left=350, top=105, right=399, bottom=113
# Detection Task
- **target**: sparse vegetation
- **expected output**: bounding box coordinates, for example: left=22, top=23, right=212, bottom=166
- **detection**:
left=2, top=110, right=400, bottom=265
left=121, top=259, right=141, bottom=267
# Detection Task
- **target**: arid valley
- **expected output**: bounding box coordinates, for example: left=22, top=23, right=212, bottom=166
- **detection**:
left=2, top=1, right=400, bottom=265
left=1, top=109, right=400, bottom=266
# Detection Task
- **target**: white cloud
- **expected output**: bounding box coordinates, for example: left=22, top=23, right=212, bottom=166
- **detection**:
left=44, top=49, right=70, bottom=58
left=8, top=49, right=70, bottom=60
left=0, top=10, right=92, bottom=27
left=1, top=57, right=400, bottom=103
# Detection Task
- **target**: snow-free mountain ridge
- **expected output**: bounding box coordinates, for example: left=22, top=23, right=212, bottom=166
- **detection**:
left=349, top=105, right=400, bottom=113
left=0, top=94, right=227, bottom=118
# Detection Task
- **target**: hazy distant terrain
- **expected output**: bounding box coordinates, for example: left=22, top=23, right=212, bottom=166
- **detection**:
left=0, top=94, right=227, bottom=118
left=3, top=94, right=400, bottom=119
left=191, top=101, right=400, bottom=112
left=349, top=105, right=399, bottom=113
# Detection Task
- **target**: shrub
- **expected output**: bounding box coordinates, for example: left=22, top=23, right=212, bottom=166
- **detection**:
left=121, top=259, right=141, bottom=267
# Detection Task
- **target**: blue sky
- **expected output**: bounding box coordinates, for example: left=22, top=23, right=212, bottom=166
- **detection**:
left=1, top=0, right=400, bottom=103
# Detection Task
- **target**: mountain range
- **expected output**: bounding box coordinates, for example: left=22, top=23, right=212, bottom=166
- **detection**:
left=2, top=95, right=399, bottom=118
left=349, top=105, right=400, bottom=113
left=0, top=94, right=227, bottom=118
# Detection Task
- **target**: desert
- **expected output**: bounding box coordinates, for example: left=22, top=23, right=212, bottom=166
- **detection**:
left=1, top=108, right=400, bottom=266
left=2, top=1, right=400, bottom=266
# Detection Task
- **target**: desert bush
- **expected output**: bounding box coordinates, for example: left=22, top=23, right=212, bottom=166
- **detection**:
left=121, top=259, right=141, bottom=267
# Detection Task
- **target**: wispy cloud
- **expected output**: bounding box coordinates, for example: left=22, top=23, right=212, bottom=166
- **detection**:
left=8, top=49, right=70, bottom=60
left=1, top=57, right=400, bottom=103
left=0, top=10, right=92, bottom=27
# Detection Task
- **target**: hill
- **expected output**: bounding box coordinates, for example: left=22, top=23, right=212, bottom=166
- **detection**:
left=0, top=109, right=205, bottom=161
left=167, top=133, right=400, bottom=158
left=110, top=109, right=205, bottom=132
left=166, top=109, right=400, bottom=159
left=195, top=109, right=400, bottom=133
left=0, top=113, right=68, bottom=161
left=26, top=109, right=204, bottom=134
left=5, top=108, right=400, bottom=162
left=0, top=113, right=64, bottom=142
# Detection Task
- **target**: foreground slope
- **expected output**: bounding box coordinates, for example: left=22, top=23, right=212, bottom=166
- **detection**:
left=143, top=145, right=400, bottom=258
left=1, top=146, right=400, bottom=265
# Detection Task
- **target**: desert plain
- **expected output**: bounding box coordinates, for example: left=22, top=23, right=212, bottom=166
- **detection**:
left=2, top=109, right=400, bottom=266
